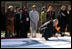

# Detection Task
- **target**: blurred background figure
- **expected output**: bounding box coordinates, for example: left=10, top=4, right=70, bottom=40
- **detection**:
left=22, top=6, right=25, bottom=12
left=14, top=7, right=19, bottom=14
left=46, top=5, right=55, bottom=21
left=41, top=6, right=47, bottom=25
left=57, top=5, right=68, bottom=36
left=67, top=5, right=71, bottom=36
left=1, top=7, right=6, bottom=38
left=22, top=7, right=30, bottom=38
left=29, top=5, right=39, bottom=38
left=1, top=7, right=6, bottom=32
left=6, top=6, right=15, bottom=38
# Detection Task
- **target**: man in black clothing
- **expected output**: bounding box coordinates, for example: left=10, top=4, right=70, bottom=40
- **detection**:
left=22, top=7, right=30, bottom=38
left=1, top=8, right=7, bottom=38
left=40, top=19, right=59, bottom=41
left=1, top=12, right=7, bottom=38
left=67, top=5, right=71, bottom=36
left=15, top=9, right=25, bottom=38
left=57, top=6, right=68, bottom=36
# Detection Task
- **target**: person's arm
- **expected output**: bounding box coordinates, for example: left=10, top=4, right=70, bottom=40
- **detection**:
left=41, top=12, right=44, bottom=24
left=41, top=20, right=51, bottom=28
left=58, top=10, right=61, bottom=18
left=53, top=28, right=58, bottom=34
left=29, top=11, right=34, bottom=23
left=36, top=11, right=39, bottom=22
left=46, top=12, right=49, bottom=21
left=57, top=10, right=61, bottom=24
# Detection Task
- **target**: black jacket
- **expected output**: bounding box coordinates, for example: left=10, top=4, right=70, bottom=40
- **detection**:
left=67, top=11, right=71, bottom=25
left=1, top=13, right=6, bottom=30
left=15, top=13, right=25, bottom=29
left=57, top=10, right=68, bottom=27
left=46, top=11, right=55, bottom=21
left=40, top=20, right=57, bottom=37
left=23, top=11, right=30, bottom=31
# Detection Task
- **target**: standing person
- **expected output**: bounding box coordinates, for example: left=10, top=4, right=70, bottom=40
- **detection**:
left=41, top=6, right=47, bottom=25
left=15, top=9, right=25, bottom=38
left=6, top=6, right=15, bottom=38
left=29, top=5, right=39, bottom=38
left=57, top=5, right=68, bottom=36
left=22, top=7, right=25, bottom=12
left=14, top=7, right=19, bottom=14
left=46, top=6, right=55, bottom=21
left=1, top=7, right=6, bottom=37
left=67, top=5, right=71, bottom=36
left=23, top=7, right=30, bottom=38
left=15, top=8, right=21, bottom=38
left=14, top=7, right=19, bottom=36
left=40, top=19, right=58, bottom=41
left=1, top=7, right=6, bottom=32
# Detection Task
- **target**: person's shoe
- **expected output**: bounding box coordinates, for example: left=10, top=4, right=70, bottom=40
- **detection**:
left=45, top=39, right=49, bottom=41
left=61, top=33, right=65, bottom=37
left=45, top=38, right=49, bottom=41
left=42, top=34, right=44, bottom=37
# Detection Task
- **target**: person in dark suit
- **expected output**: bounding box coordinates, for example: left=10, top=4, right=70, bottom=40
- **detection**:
left=46, top=6, right=55, bottom=21
left=15, top=11, right=20, bottom=38
left=22, top=7, right=30, bottom=38
left=57, top=6, right=68, bottom=36
left=15, top=8, right=25, bottom=38
left=1, top=8, right=6, bottom=38
left=67, top=5, right=71, bottom=36
left=40, top=19, right=59, bottom=41
left=1, top=9, right=6, bottom=31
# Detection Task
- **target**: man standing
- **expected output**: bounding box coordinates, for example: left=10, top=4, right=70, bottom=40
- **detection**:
left=23, top=7, right=30, bottom=38
left=40, top=19, right=59, bottom=41
left=67, top=5, right=71, bottom=36
left=29, top=5, right=39, bottom=38
left=15, top=9, right=25, bottom=38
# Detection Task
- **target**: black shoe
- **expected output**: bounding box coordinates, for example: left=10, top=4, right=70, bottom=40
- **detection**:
left=59, top=31, right=65, bottom=37
left=45, top=38, right=49, bottom=41
left=42, top=35, right=44, bottom=37
left=61, top=33, right=65, bottom=37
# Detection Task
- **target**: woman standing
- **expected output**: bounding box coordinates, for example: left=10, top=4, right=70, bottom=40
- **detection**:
left=41, top=6, right=47, bottom=25
left=46, top=6, right=55, bottom=21
left=57, top=5, right=68, bottom=36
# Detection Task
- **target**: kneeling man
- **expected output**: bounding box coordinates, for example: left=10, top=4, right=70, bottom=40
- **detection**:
left=40, top=19, right=59, bottom=40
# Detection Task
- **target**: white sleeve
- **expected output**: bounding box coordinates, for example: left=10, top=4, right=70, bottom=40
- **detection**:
left=29, top=11, right=33, bottom=22
left=37, top=11, right=39, bottom=21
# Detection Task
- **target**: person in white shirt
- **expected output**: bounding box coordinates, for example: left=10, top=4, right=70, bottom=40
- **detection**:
left=29, top=5, right=39, bottom=37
